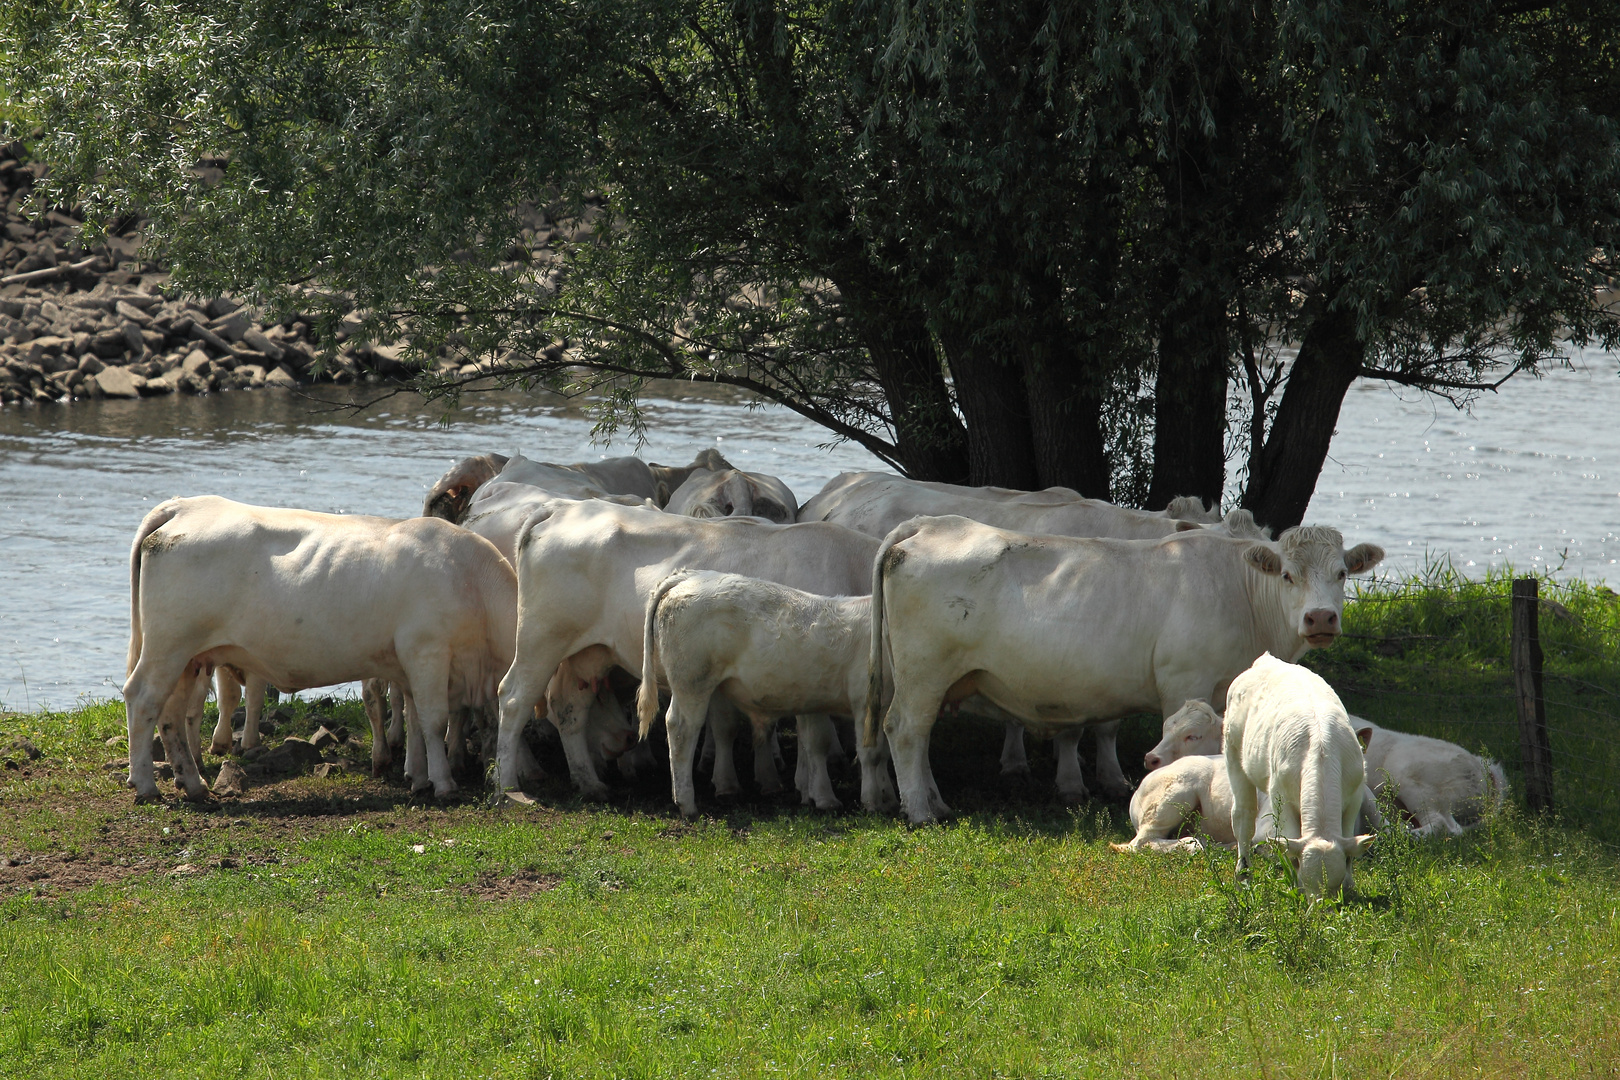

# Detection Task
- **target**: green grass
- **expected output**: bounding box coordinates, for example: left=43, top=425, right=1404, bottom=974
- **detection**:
left=1302, top=562, right=1620, bottom=843
left=2, top=571, right=1618, bottom=1077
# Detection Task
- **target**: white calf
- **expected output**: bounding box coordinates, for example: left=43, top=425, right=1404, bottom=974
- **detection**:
left=1224, top=654, right=1374, bottom=897
left=635, top=570, right=891, bottom=817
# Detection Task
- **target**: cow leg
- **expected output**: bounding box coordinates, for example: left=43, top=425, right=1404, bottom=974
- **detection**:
left=183, top=672, right=209, bottom=772
left=123, top=650, right=197, bottom=802
left=697, top=722, right=715, bottom=772
left=495, top=629, right=572, bottom=792
left=159, top=662, right=213, bottom=801
left=1000, top=722, right=1030, bottom=777
left=210, top=667, right=241, bottom=755
left=857, top=730, right=899, bottom=813
left=362, top=679, right=393, bottom=776
left=1052, top=729, right=1089, bottom=802
left=546, top=679, right=613, bottom=801
left=706, top=701, right=743, bottom=797
left=1091, top=719, right=1134, bottom=798
left=751, top=716, right=784, bottom=795
left=403, top=694, right=431, bottom=793
left=795, top=714, right=841, bottom=810
left=387, top=683, right=406, bottom=751
left=1229, top=769, right=1260, bottom=878
left=402, top=653, right=458, bottom=800
left=240, top=673, right=267, bottom=751
left=769, top=726, right=786, bottom=774
left=882, top=685, right=950, bottom=824
left=446, top=708, right=467, bottom=774
left=665, top=690, right=710, bottom=819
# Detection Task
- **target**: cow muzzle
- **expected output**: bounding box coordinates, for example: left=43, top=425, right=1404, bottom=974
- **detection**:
left=1302, top=608, right=1340, bottom=646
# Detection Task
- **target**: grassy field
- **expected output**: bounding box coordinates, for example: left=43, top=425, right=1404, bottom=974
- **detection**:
left=0, top=693, right=1616, bottom=1078
left=3, top=571, right=1618, bottom=1078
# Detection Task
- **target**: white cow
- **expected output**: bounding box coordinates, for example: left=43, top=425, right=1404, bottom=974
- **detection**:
left=865, top=518, right=1384, bottom=823
left=798, top=471, right=1222, bottom=540
left=423, top=449, right=731, bottom=521
left=495, top=501, right=885, bottom=802
left=1145, top=700, right=1507, bottom=837
left=801, top=471, right=1266, bottom=799
left=636, top=569, right=891, bottom=817
left=664, top=468, right=799, bottom=523
left=122, top=496, right=516, bottom=801
left=1224, top=653, right=1376, bottom=897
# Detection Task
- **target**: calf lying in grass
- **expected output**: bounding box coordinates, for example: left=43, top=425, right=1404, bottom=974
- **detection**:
left=1144, top=699, right=1507, bottom=837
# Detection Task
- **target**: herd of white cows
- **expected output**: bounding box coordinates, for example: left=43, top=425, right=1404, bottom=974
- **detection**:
left=121, top=449, right=1508, bottom=896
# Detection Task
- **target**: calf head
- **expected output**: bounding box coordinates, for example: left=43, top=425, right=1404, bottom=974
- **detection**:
left=1145, top=699, right=1223, bottom=770
left=1243, top=526, right=1384, bottom=648
left=1279, top=834, right=1375, bottom=899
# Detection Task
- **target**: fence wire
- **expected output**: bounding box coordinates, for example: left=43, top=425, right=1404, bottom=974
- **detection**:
left=1299, top=573, right=1620, bottom=848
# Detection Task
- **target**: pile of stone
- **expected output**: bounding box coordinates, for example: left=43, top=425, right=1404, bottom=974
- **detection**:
left=0, top=142, right=407, bottom=407
left=0, top=140, right=594, bottom=408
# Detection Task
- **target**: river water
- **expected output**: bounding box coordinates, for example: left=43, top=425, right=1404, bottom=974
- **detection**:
left=2, top=354, right=1617, bottom=709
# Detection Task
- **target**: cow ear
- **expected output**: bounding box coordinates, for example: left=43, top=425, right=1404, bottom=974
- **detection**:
left=1275, top=837, right=1306, bottom=860
left=1355, top=725, right=1374, bottom=751
left=1344, top=543, right=1385, bottom=574
left=1244, top=544, right=1283, bottom=575
left=655, top=480, right=671, bottom=507
left=1346, top=833, right=1376, bottom=858
left=1175, top=519, right=1201, bottom=532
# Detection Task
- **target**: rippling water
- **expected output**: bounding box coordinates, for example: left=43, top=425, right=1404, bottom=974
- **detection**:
left=2, top=355, right=1616, bottom=708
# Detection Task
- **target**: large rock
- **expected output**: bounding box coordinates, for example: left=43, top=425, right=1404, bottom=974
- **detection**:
left=210, top=310, right=251, bottom=341
left=90, top=328, right=128, bottom=358
left=241, top=327, right=285, bottom=362
left=92, top=366, right=142, bottom=398
left=212, top=759, right=248, bottom=797
left=264, top=364, right=298, bottom=388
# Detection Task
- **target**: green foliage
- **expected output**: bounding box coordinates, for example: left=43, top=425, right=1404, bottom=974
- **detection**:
left=3, top=1, right=1616, bottom=497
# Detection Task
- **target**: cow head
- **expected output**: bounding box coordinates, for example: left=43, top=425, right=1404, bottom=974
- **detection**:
left=1145, top=699, right=1223, bottom=771
left=422, top=453, right=509, bottom=522
left=1276, top=833, right=1375, bottom=899
left=647, top=448, right=735, bottom=508
left=1243, top=526, right=1384, bottom=649
left=666, top=468, right=798, bottom=523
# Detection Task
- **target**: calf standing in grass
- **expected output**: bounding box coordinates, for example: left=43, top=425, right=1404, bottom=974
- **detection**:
left=637, top=570, right=891, bottom=818
left=1224, top=653, right=1375, bottom=897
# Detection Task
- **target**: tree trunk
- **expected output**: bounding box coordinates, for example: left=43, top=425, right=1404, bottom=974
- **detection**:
left=937, top=319, right=1041, bottom=489
left=839, top=279, right=970, bottom=483
left=1020, top=347, right=1111, bottom=497
left=1148, top=305, right=1230, bottom=512
left=1241, top=307, right=1364, bottom=531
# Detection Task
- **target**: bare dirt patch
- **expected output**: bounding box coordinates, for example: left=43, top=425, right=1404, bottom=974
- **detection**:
left=463, top=868, right=564, bottom=900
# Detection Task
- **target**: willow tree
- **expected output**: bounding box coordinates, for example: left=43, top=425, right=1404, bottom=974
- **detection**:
left=4, top=0, right=1617, bottom=523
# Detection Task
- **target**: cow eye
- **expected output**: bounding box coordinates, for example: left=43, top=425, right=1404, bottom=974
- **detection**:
left=1339, top=570, right=1347, bottom=580
left=1282, top=571, right=1294, bottom=584
left=1184, top=733, right=1196, bottom=742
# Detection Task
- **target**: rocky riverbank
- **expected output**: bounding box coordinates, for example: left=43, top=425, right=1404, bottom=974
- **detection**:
left=0, top=141, right=576, bottom=407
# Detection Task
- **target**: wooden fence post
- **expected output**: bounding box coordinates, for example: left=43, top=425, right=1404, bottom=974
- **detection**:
left=1511, top=577, right=1554, bottom=813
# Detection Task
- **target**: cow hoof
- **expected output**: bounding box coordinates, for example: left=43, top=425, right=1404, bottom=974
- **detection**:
left=1098, top=780, right=1135, bottom=800
left=501, top=789, right=539, bottom=807
left=1001, top=763, right=1032, bottom=778
left=578, top=782, right=612, bottom=802
left=1108, top=841, right=1134, bottom=853
left=433, top=785, right=458, bottom=802
left=132, top=790, right=164, bottom=805
left=208, top=741, right=234, bottom=757
left=1056, top=786, right=1089, bottom=805
left=811, top=795, right=843, bottom=811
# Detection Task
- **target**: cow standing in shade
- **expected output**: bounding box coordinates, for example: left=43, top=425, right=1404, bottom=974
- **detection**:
left=865, top=519, right=1384, bottom=823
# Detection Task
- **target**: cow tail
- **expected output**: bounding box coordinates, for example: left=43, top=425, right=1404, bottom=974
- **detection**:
left=865, top=519, right=921, bottom=748
left=1485, top=759, right=1509, bottom=811
left=637, top=570, right=690, bottom=739
left=127, top=501, right=181, bottom=677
